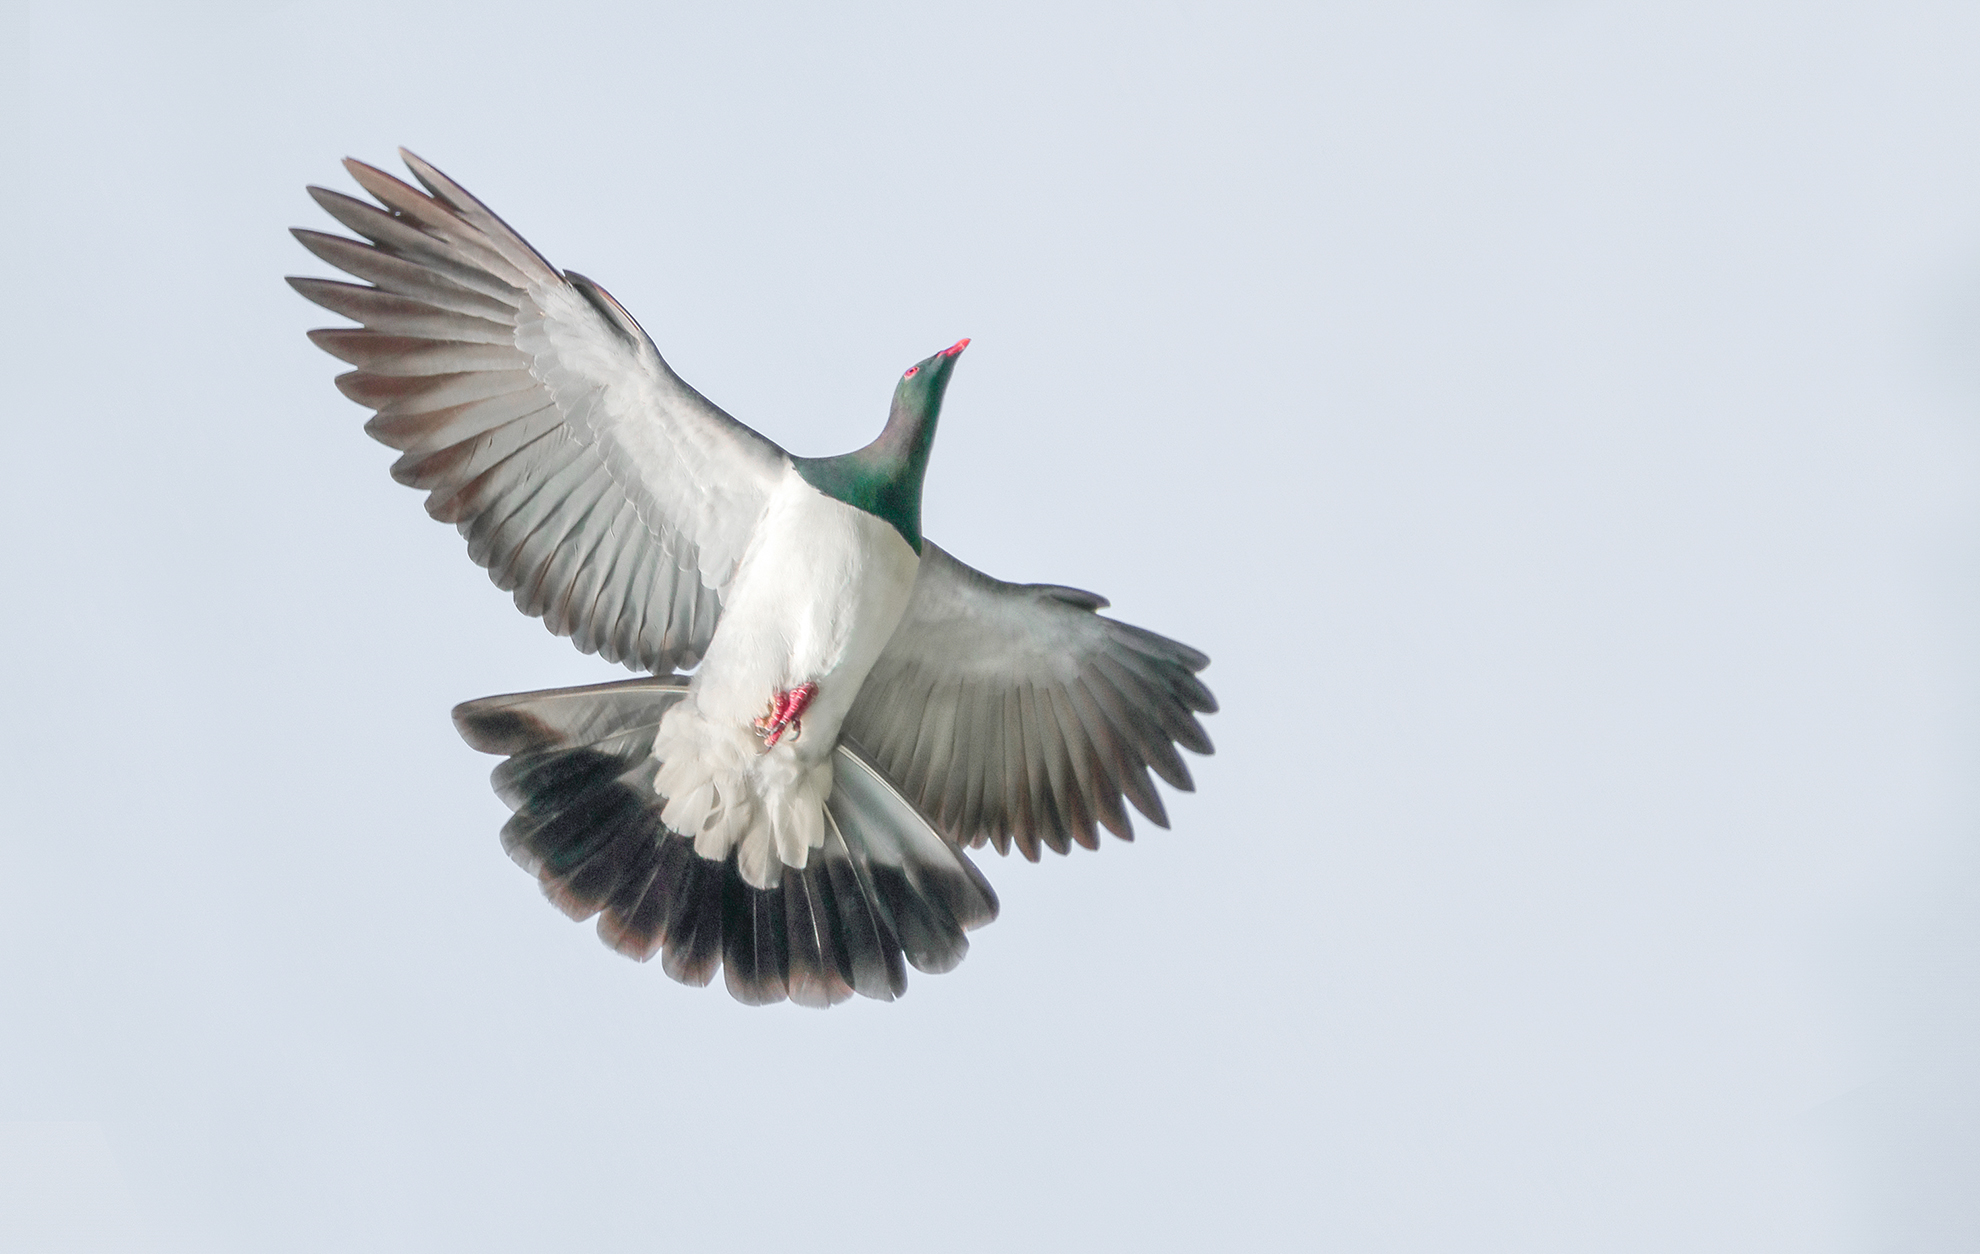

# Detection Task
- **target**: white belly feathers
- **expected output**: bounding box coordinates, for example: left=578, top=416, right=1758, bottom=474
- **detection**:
left=651, top=467, right=921, bottom=887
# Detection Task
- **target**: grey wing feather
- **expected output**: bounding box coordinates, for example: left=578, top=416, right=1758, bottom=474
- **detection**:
left=291, top=151, right=788, bottom=674
left=841, top=542, right=1217, bottom=856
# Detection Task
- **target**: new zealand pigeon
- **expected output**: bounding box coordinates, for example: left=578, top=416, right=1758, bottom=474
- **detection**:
left=291, top=151, right=1217, bottom=1006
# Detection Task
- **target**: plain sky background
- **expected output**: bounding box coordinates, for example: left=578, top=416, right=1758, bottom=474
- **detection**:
left=4, top=2, right=1979, bottom=1250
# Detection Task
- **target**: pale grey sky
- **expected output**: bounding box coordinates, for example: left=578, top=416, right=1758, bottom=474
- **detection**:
left=5, top=3, right=1979, bottom=1251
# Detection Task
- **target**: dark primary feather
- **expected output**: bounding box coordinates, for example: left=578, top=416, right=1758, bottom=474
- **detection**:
left=841, top=542, right=1216, bottom=860
left=453, top=677, right=995, bottom=1006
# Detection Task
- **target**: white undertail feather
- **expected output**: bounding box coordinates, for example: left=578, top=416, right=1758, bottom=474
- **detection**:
left=653, top=706, right=834, bottom=886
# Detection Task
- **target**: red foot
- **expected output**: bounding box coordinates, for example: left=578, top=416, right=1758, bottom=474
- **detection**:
left=752, top=682, right=818, bottom=750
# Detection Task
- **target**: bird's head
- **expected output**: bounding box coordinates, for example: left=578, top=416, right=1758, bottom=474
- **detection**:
left=890, top=337, right=969, bottom=426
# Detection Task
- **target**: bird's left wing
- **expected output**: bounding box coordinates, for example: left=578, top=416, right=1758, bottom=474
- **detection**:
left=290, top=151, right=787, bottom=674
left=840, top=543, right=1216, bottom=859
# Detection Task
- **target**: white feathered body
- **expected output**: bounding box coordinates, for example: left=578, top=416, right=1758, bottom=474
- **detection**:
left=654, top=465, right=920, bottom=888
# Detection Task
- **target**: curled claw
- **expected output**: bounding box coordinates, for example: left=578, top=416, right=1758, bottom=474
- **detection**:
left=752, top=681, right=818, bottom=751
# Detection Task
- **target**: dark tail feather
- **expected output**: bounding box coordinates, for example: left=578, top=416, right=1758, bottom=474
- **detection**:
left=451, top=679, right=998, bottom=1006
left=827, top=745, right=999, bottom=975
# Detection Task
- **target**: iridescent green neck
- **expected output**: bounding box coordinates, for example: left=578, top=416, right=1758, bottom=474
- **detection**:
left=793, top=391, right=939, bottom=553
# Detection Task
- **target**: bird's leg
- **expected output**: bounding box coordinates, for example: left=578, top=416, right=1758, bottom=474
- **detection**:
left=752, top=681, right=818, bottom=750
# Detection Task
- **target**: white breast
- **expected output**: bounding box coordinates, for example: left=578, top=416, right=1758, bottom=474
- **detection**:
left=649, top=466, right=922, bottom=886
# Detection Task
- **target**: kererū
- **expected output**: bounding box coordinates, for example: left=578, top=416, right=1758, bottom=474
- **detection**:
left=291, top=151, right=1217, bottom=1006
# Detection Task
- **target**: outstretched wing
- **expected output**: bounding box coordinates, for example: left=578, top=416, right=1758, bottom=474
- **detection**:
left=291, top=150, right=787, bottom=674
left=840, top=542, right=1217, bottom=859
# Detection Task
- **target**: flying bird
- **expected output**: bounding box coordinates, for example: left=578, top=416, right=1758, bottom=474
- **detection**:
left=291, top=151, right=1217, bottom=1006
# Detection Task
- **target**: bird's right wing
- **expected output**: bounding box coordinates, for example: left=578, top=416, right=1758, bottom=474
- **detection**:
left=291, top=150, right=787, bottom=674
left=840, top=543, right=1216, bottom=859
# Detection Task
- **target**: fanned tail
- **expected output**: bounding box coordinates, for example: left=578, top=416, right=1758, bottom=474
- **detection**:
left=452, top=678, right=999, bottom=1006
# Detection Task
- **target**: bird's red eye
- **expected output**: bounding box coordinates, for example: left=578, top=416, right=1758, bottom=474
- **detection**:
left=904, top=365, right=919, bottom=378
